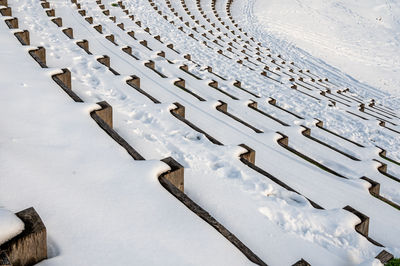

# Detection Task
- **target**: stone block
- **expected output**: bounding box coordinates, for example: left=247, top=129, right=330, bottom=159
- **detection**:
left=377, top=161, right=387, bottom=173
left=29, top=46, right=47, bottom=67
left=127, top=30, right=135, bottom=39
left=216, top=101, right=227, bottom=112
left=144, top=60, right=155, bottom=69
left=171, top=102, right=185, bottom=118
left=139, top=40, right=148, bottom=48
left=52, top=68, right=71, bottom=89
left=85, top=16, right=93, bottom=24
left=301, top=126, right=311, bottom=137
left=97, top=55, right=110, bottom=67
left=51, top=17, right=62, bottom=27
left=208, top=80, right=218, bottom=89
left=277, top=132, right=289, bottom=146
left=5, top=17, right=18, bottom=29
left=160, top=157, right=184, bottom=192
left=174, top=78, right=185, bottom=88
left=0, top=208, right=47, bottom=266
left=76, top=39, right=90, bottom=53
left=233, top=80, right=241, bottom=87
left=343, top=205, right=369, bottom=237
left=122, top=46, right=132, bottom=55
left=126, top=75, right=140, bottom=88
left=93, top=101, right=113, bottom=128
left=0, top=7, right=11, bottom=16
left=239, top=144, right=255, bottom=164
left=40, top=1, right=49, bottom=9
left=360, top=176, right=380, bottom=196
left=157, top=51, right=165, bottom=57
left=14, top=30, right=30, bottom=45
left=78, top=9, right=85, bottom=16
left=248, top=101, right=257, bottom=108
left=375, top=250, right=394, bottom=264
left=93, top=24, right=102, bottom=33
left=0, top=252, right=11, bottom=266
left=105, top=34, right=115, bottom=44
left=154, top=35, right=161, bottom=42
left=62, top=27, right=73, bottom=39
left=179, top=65, right=188, bottom=72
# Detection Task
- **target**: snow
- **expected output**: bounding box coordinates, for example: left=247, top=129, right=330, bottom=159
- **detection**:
left=252, top=0, right=400, bottom=96
left=1, top=0, right=400, bottom=265
left=0, top=15, right=252, bottom=266
left=0, top=208, right=24, bottom=245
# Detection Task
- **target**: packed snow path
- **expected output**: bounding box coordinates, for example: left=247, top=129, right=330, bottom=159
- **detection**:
left=1, top=0, right=400, bottom=265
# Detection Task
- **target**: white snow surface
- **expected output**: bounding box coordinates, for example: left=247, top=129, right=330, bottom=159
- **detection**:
left=1, top=0, right=400, bottom=265
left=252, top=0, right=400, bottom=96
left=0, top=208, right=24, bottom=245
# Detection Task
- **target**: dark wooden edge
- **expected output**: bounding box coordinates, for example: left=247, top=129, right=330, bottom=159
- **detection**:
left=170, top=103, right=223, bottom=145
left=51, top=69, right=84, bottom=102
left=216, top=101, right=263, bottom=133
left=90, top=101, right=145, bottom=161
left=238, top=144, right=324, bottom=210
left=157, top=164, right=267, bottom=266
left=0, top=207, right=47, bottom=266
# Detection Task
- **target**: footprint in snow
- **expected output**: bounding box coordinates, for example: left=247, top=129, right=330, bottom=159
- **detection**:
left=211, top=162, right=225, bottom=170
left=144, top=133, right=157, bottom=142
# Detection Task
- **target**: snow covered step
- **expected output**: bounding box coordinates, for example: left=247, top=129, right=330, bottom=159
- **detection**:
left=1, top=23, right=261, bottom=265
left=170, top=102, right=223, bottom=145
left=96, top=55, right=120, bottom=75
left=379, top=121, right=400, bottom=135
left=52, top=69, right=83, bottom=102
left=216, top=101, right=263, bottom=133
left=1, top=10, right=270, bottom=263
left=90, top=101, right=145, bottom=161
left=361, top=176, right=400, bottom=210
left=238, top=144, right=324, bottom=210
left=123, top=0, right=398, bottom=166
left=247, top=100, right=290, bottom=127
left=300, top=126, right=361, bottom=161
left=173, top=77, right=206, bottom=101
left=378, top=147, right=400, bottom=167
left=158, top=159, right=268, bottom=266
left=0, top=208, right=47, bottom=266
left=313, top=119, right=364, bottom=148
left=125, top=75, right=161, bottom=103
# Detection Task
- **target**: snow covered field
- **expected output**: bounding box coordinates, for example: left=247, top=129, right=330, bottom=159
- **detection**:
left=1, top=0, right=400, bottom=265
left=249, top=0, right=400, bottom=96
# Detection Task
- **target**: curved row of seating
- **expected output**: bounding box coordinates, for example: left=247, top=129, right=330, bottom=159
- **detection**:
left=1, top=0, right=400, bottom=264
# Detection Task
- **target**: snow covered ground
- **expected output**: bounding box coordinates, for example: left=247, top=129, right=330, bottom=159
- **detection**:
left=0, top=208, right=24, bottom=245
left=1, top=0, right=400, bottom=265
left=251, top=0, right=400, bottom=96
